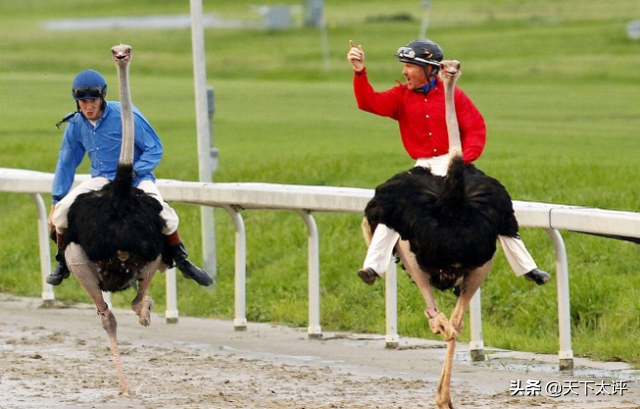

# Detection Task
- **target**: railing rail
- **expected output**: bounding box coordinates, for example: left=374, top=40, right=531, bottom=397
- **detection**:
left=5, top=167, right=640, bottom=369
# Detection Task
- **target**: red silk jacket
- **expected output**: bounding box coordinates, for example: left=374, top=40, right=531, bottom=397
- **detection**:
left=353, top=68, right=486, bottom=163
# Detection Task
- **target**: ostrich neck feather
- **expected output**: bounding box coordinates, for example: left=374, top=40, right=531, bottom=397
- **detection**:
left=441, top=63, right=462, bottom=160
left=116, top=56, right=134, bottom=166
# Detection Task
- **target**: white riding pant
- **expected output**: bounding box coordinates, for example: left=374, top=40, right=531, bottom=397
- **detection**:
left=363, top=156, right=537, bottom=277
left=52, top=177, right=179, bottom=236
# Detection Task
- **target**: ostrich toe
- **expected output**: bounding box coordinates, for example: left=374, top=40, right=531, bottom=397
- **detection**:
left=132, top=295, right=154, bottom=327
left=435, top=391, right=455, bottom=409
left=428, top=312, right=459, bottom=341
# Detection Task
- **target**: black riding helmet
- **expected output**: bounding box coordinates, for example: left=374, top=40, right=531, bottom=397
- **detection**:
left=395, top=39, right=444, bottom=74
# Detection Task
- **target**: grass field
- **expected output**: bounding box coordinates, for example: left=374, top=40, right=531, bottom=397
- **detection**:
left=1, top=0, right=640, bottom=365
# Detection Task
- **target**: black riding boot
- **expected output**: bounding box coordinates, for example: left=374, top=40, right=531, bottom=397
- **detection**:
left=164, top=231, right=214, bottom=287
left=46, top=233, right=70, bottom=286
left=524, top=268, right=551, bottom=285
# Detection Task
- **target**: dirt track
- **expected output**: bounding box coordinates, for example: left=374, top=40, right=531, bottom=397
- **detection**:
left=0, top=293, right=638, bottom=409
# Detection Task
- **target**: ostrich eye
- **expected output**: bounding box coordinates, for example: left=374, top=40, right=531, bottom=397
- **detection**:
left=456, top=62, right=461, bottom=69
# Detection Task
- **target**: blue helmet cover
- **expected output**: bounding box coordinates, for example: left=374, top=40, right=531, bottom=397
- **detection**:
left=71, top=70, right=107, bottom=100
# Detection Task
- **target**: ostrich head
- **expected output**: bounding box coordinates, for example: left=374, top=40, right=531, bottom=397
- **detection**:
left=438, top=60, right=461, bottom=86
left=111, top=44, right=132, bottom=66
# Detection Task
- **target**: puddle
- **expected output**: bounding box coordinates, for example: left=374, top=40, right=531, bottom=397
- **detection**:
left=474, top=355, right=640, bottom=384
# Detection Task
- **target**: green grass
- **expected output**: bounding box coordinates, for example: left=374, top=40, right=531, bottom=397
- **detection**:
left=2, top=0, right=640, bottom=365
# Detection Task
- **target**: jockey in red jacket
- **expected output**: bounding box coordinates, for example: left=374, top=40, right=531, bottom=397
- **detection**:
left=347, top=39, right=550, bottom=287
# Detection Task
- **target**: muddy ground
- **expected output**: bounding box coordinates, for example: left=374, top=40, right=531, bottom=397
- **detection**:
left=0, top=294, right=638, bottom=409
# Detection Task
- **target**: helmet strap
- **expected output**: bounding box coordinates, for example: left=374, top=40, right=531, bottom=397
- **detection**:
left=55, top=112, right=78, bottom=129
left=422, top=66, right=431, bottom=80
left=424, top=64, right=439, bottom=80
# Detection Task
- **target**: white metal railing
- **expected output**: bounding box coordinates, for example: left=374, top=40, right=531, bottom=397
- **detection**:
left=5, top=168, right=640, bottom=369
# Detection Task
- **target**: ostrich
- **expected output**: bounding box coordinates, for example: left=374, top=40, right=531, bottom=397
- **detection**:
left=362, top=60, right=519, bottom=409
left=62, top=44, right=166, bottom=396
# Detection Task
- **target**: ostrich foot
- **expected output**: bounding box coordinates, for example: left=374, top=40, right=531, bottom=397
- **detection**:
left=428, top=312, right=459, bottom=341
left=132, top=295, right=154, bottom=327
left=435, top=339, right=457, bottom=409
left=119, top=387, right=134, bottom=397
left=435, top=372, right=455, bottom=409
left=435, top=390, right=455, bottom=409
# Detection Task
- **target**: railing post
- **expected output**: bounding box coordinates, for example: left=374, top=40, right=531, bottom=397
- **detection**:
left=297, top=210, right=322, bottom=339
left=30, top=193, right=55, bottom=307
left=385, top=258, right=399, bottom=348
left=469, top=288, right=485, bottom=361
left=165, top=267, right=179, bottom=323
left=224, top=206, right=247, bottom=331
left=545, top=228, right=574, bottom=370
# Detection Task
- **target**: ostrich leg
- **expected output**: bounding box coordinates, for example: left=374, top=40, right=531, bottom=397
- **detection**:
left=435, top=260, right=492, bottom=409
left=65, top=243, right=130, bottom=396
left=436, top=339, right=457, bottom=409
left=360, top=217, right=373, bottom=246
left=101, top=309, right=130, bottom=396
left=131, top=258, right=162, bottom=327
left=361, top=219, right=456, bottom=336
left=395, top=240, right=459, bottom=339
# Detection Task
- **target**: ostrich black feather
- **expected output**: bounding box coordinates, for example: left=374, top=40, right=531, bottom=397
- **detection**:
left=65, top=164, right=165, bottom=292
left=364, top=156, right=519, bottom=291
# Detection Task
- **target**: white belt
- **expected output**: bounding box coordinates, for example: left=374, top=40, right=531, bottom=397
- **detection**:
left=414, top=154, right=450, bottom=177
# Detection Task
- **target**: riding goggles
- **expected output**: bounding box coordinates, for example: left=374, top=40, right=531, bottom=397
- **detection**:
left=396, top=46, right=437, bottom=66
left=72, top=86, right=104, bottom=100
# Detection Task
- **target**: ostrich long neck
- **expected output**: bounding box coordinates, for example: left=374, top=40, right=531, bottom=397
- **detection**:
left=117, top=60, right=134, bottom=166
left=442, top=68, right=462, bottom=160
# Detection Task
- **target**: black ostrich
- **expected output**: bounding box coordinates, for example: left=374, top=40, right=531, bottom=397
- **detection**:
left=362, top=60, right=519, bottom=409
left=62, top=44, right=166, bottom=396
